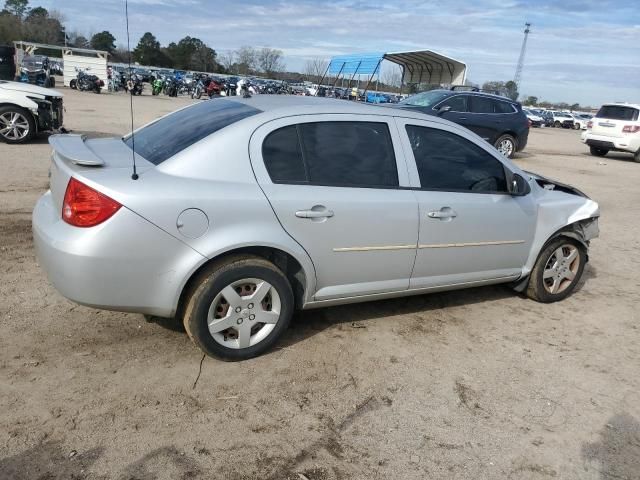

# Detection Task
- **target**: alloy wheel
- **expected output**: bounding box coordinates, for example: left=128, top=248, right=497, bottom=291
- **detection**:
left=542, top=244, right=580, bottom=294
left=0, top=111, right=30, bottom=141
left=497, top=139, right=514, bottom=157
left=207, top=278, right=281, bottom=349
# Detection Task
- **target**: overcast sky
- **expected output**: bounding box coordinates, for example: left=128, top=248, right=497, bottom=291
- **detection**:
left=37, top=0, right=639, bottom=106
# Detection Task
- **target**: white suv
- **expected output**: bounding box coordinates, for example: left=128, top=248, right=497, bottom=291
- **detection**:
left=0, top=80, right=64, bottom=144
left=582, top=103, right=640, bottom=163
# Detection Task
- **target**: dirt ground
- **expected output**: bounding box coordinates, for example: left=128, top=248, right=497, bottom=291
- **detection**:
left=1, top=88, right=639, bottom=480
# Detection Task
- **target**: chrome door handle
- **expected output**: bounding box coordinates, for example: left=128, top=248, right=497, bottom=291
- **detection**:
left=295, top=208, right=334, bottom=219
left=427, top=209, right=457, bottom=219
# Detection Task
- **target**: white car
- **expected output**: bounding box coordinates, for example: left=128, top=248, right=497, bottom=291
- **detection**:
left=551, top=111, right=575, bottom=128
left=581, top=103, right=640, bottom=163
left=523, top=108, right=543, bottom=127
left=0, top=81, right=64, bottom=144
left=572, top=113, right=593, bottom=130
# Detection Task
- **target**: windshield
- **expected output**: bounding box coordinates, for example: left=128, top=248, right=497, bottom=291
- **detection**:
left=399, top=90, right=450, bottom=108
left=124, top=100, right=261, bottom=165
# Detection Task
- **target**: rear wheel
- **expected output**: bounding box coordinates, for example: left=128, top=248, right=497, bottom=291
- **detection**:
left=589, top=146, right=608, bottom=157
left=554, top=121, right=561, bottom=128
left=494, top=134, right=516, bottom=158
left=183, top=255, right=294, bottom=360
left=526, top=238, right=586, bottom=303
left=634, top=149, right=640, bottom=163
left=69, top=79, right=77, bottom=90
left=0, top=106, right=36, bottom=144
left=573, top=123, right=580, bottom=130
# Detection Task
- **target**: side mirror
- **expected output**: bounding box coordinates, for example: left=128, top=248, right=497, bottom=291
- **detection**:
left=437, top=105, right=451, bottom=116
left=510, top=173, right=531, bottom=196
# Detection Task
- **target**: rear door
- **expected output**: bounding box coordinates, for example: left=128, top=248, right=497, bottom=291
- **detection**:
left=249, top=114, right=419, bottom=301
left=591, top=105, right=640, bottom=139
left=465, top=95, right=500, bottom=142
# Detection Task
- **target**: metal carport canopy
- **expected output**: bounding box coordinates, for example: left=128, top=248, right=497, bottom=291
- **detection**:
left=383, top=49, right=467, bottom=85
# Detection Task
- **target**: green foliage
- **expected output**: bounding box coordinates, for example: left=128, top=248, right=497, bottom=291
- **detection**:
left=132, top=32, right=171, bottom=67
left=4, top=0, right=28, bottom=18
left=524, top=95, right=538, bottom=106
left=90, top=30, right=116, bottom=52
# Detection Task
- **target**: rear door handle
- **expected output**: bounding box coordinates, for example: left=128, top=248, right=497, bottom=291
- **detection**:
left=427, top=208, right=457, bottom=219
left=295, top=207, right=334, bottom=219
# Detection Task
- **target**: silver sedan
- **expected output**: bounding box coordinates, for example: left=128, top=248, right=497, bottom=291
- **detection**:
left=33, top=96, right=599, bottom=360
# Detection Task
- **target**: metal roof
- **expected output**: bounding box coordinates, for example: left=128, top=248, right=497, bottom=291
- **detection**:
left=13, top=41, right=109, bottom=56
left=327, top=49, right=467, bottom=85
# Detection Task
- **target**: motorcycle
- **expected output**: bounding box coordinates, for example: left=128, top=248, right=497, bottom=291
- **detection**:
left=70, top=68, right=103, bottom=93
left=127, top=73, right=143, bottom=95
left=164, top=77, right=178, bottom=97
left=151, top=77, right=163, bottom=96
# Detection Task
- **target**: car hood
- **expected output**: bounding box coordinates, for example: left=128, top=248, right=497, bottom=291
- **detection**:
left=0, top=81, right=62, bottom=98
left=525, top=171, right=589, bottom=199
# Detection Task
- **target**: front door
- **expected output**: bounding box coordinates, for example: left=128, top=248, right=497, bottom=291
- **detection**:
left=250, top=115, right=419, bottom=301
left=396, top=118, right=536, bottom=288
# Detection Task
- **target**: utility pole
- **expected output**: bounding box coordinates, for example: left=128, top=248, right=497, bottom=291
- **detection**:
left=513, top=22, right=531, bottom=89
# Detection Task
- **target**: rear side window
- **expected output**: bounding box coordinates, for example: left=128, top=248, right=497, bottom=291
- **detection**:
left=262, top=121, right=399, bottom=188
left=469, top=96, right=494, bottom=113
left=406, top=125, right=507, bottom=193
left=437, top=95, right=467, bottom=112
left=596, top=106, right=639, bottom=121
left=125, top=100, right=261, bottom=165
left=494, top=101, right=516, bottom=114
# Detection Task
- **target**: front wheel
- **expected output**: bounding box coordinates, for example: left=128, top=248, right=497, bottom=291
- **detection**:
left=183, top=255, right=294, bottom=360
left=69, top=79, right=77, bottom=90
left=589, top=146, right=608, bottom=157
left=526, top=238, right=586, bottom=303
left=573, top=123, right=580, bottom=130
left=0, top=106, right=36, bottom=144
left=554, top=121, right=561, bottom=128
left=494, top=134, right=517, bottom=158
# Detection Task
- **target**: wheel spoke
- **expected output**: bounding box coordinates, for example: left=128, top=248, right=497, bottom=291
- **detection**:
left=553, top=247, right=565, bottom=263
left=565, top=248, right=578, bottom=263
left=543, top=268, right=555, bottom=279
left=208, top=314, right=236, bottom=334
left=237, top=322, right=252, bottom=348
left=221, top=285, right=242, bottom=307
left=256, top=310, right=279, bottom=324
left=0, top=126, right=11, bottom=135
left=250, top=281, right=272, bottom=303
left=563, top=270, right=576, bottom=281
left=550, top=278, right=560, bottom=294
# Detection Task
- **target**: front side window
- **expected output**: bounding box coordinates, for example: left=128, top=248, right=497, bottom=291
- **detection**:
left=437, top=95, right=467, bottom=112
left=399, top=90, right=450, bottom=108
left=262, top=121, right=399, bottom=188
left=405, top=125, right=507, bottom=193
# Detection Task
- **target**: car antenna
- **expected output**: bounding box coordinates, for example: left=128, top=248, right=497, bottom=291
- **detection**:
left=125, top=0, right=138, bottom=180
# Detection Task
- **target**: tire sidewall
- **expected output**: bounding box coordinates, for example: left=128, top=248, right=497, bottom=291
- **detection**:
left=531, top=238, right=586, bottom=303
left=495, top=134, right=516, bottom=158
left=186, top=261, right=294, bottom=360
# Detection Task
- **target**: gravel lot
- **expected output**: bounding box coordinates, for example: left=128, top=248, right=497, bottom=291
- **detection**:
left=1, top=88, right=639, bottom=480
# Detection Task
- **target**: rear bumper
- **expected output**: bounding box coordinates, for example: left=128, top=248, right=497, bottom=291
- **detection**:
left=32, top=191, right=205, bottom=317
left=581, top=132, right=640, bottom=153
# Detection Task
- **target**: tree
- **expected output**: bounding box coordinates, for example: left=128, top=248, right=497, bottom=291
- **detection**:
left=0, top=8, right=21, bottom=44
left=91, top=30, right=116, bottom=53
left=304, top=56, right=328, bottom=82
left=218, top=51, right=235, bottom=73
left=381, top=67, right=402, bottom=88
left=4, top=0, right=28, bottom=18
left=166, top=36, right=218, bottom=71
left=482, top=80, right=505, bottom=94
left=504, top=80, right=518, bottom=101
left=22, top=7, right=65, bottom=45
left=570, top=103, right=580, bottom=112
left=133, top=32, right=171, bottom=67
left=524, top=95, right=538, bottom=106
left=235, top=46, right=257, bottom=75
left=25, top=5, right=46, bottom=20
left=257, top=47, right=284, bottom=77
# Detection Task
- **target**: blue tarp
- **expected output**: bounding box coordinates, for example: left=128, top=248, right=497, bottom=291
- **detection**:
left=328, top=52, right=384, bottom=75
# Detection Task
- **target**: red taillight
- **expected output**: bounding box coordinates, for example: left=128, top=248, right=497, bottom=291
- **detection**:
left=587, top=121, right=593, bottom=129
left=622, top=125, right=640, bottom=133
left=62, top=177, right=121, bottom=227
left=528, top=119, right=532, bottom=128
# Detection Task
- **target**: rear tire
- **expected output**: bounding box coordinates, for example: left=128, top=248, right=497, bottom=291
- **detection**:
left=634, top=149, right=640, bottom=163
left=526, top=237, right=586, bottom=303
left=183, top=255, right=294, bottom=360
left=554, top=121, right=561, bottom=128
left=494, top=134, right=517, bottom=158
left=589, top=146, right=608, bottom=157
left=69, top=79, right=77, bottom=90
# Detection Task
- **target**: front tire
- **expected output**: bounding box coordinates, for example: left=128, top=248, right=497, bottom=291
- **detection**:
left=589, top=146, right=608, bottom=157
left=494, top=134, right=516, bottom=158
left=526, top=238, right=586, bottom=303
left=183, top=255, right=294, bottom=360
left=69, top=79, right=77, bottom=90
left=0, top=106, right=36, bottom=144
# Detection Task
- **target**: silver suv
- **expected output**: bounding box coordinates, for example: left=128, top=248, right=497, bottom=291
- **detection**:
left=33, top=97, right=599, bottom=360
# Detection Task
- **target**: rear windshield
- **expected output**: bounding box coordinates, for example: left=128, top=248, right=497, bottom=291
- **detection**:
left=596, top=105, right=639, bottom=121
left=124, top=100, right=261, bottom=165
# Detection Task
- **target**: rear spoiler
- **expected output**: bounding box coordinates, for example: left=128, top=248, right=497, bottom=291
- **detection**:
left=49, top=134, right=104, bottom=166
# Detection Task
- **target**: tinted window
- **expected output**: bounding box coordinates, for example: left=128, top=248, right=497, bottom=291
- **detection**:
left=262, top=126, right=306, bottom=183
left=406, top=125, right=507, bottom=193
left=438, top=95, right=467, bottom=112
left=300, top=122, right=398, bottom=187
left=125, top=100, right=260, bottom=165
left=469, top=96, right=494, bottom=113
left=400, top=90, right=450, bottom=107
left=494, top=101, right=516, bottom=114
left=263, top=122, right=399, bottom=188
left=596, top=105, right=639, bottom=121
